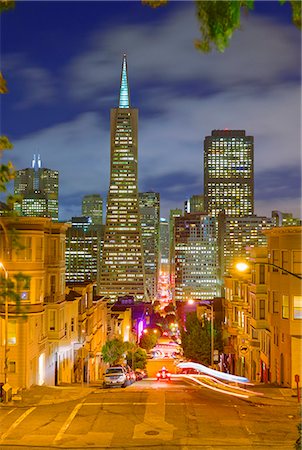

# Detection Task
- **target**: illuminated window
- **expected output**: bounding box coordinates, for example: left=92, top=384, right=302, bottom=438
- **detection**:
left=8, top=320, right=17, bottom=345
left=293, top=296, right=302, bottom=319
left=282, top=296, right=289, bottom=319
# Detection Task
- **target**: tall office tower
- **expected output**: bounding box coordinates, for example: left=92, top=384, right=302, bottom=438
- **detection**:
left=174, top=212, right=218, bottom=302
left=99, top=55, right=147, bottom=303
left=159, top=218, right=169, bottom=271
left=184, top=194, right=204, bottom=214
left=14, top=154, right=59, bottom=220
left=82, top=194, right=103, bottom=225
left=204, top=130, right=254, bottom=217
left=169, top=208, right=183, bottom=299
left=65, top=216, right=104, bottom=284
left=139, top=192, right=160, bottom=300
left=218, top=212, right=274, bottom=289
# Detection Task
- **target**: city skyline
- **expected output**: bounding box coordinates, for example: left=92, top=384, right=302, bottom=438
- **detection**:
left=1, top=1, right=301, bottom=220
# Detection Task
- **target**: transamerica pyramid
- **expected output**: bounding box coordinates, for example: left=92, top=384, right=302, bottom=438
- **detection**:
left=99, top=54, right=147, bottom=303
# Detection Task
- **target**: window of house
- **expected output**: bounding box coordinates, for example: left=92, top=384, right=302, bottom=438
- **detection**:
left=282, top=295, right=289, bottom=319
left=272, top=292, right=279, bottom=313
left=8, top=361, right=16, bottom=373
left=259, top=264, right=265, bottom=284
left=71, top=318, right=75, bottom=332
left=50, top=275, right=56, bottom=294
left=281, top=250, right=289, bottom=274
left=49, top=310, right=56, bottom=331
left=16, top=237, right=32, bottom=261
left=272, top=250, right=279, bottom=272
left=8, top=320, right=17, bottom=345
left=293, top=251, right=302, bottom=276
left=259, top=299, right=265, bottom=319
left=36, top=237, right=43, bottom=261
left=293, top=296, right=302, bottom=319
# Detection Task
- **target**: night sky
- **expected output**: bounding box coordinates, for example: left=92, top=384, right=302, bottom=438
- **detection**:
left=1, top=1, right=301, bottom=221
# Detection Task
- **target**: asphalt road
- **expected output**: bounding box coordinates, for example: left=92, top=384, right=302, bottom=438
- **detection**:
left=0, top=379, right=299, bottom=449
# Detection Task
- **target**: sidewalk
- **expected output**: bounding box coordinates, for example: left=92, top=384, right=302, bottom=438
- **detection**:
left=1, top=383, right=101, bottom=407
left=244, top=383, right=301, bottom=407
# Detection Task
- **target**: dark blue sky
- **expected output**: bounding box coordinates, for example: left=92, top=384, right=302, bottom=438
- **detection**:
left=1, top=1, right=301, bottom=220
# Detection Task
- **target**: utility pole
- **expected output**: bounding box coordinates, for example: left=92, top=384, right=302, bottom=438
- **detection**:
left=0, top=263, right=8, bottom=386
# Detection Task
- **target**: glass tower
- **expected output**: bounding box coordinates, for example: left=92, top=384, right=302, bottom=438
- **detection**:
left=204, top=130, right=254, bottom=217
left=99, top=55, right=147, bottom=303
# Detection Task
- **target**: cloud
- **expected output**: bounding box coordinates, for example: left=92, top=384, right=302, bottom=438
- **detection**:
left=66, top=5, right=300, bottom=101
left=2, top=53, right=57, bottom=109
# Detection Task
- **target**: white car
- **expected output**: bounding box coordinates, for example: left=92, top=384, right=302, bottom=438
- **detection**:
left=103, top=366, right=128, bottom=388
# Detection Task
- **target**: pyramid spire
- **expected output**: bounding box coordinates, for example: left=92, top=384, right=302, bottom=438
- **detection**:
left=119, top=53, right=130, bottom=108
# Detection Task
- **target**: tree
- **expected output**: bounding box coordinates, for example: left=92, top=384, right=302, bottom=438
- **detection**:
left=181, top=312, right=211, bottom=365
left=139, top=330, right=158, bottom=352
left=101, top=338, right=126, bottom=366
left=143, top=1, right=301, bottom=53
left=126, top=347, right=147, bottom=370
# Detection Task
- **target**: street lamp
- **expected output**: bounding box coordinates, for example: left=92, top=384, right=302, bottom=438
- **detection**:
left=0, top=262, right=8, bottom=385
left=235, top=261, right=302, bottom=280
left=200, top=300, right=214, bottom=368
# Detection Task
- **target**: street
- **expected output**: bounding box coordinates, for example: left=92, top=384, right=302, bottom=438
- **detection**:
left=0, top=378, right=300, bottom=449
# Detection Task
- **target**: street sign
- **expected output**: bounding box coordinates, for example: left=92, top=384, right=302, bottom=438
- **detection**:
left=239, top=345, right=249, bottom=356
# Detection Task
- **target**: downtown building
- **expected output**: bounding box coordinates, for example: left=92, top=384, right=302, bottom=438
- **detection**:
left=174, top=212, right=219, bottom=302
left=159, top=217, right=169, bottom=272
left=82, top=194, right=103, bottom=225
left=204, top=130, right=254, bottom=218
left=14, top=154, right=59, bottom=221
left=139, top=192, right=160, bottom=300
left=184, top=194, right=204, bottom=214
left=99, top=55, right=147, bottom=303
left=65, top=216, right=104, bottom=285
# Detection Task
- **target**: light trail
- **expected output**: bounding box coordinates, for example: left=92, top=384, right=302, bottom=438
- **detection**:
left=177, top=361, right=250, bottom=383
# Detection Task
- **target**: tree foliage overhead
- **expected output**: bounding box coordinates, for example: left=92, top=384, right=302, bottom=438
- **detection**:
left=143, top=0, right=301, bottom=53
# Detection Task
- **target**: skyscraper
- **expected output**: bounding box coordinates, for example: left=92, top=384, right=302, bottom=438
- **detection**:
left=82, top=194, right=103, bottom=225
left=204, top=130, right=254, bottom=217
left=14, top=155, right=59, bottom=220
left=139, top=192, right=160, bottom=300
left=99, top=55, right=147, bottom=303
left=159, top=218, right=169, bottom=270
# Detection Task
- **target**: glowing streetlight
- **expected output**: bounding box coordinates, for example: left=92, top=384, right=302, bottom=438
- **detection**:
left=0, top=262, right=8, bottom=386
left=235, top=260, right=302, bottom=280
left=187, top=299, right=194, bottom=305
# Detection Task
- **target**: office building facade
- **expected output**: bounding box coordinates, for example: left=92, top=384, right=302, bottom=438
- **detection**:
left=204, top=130, right=254, bottom=217
left=139, top=192, right=160, bottom=300
left=99, top=55, right=147, bottom=303
left=65, top=216, right=104, bottom=284
left=174, top=212, right=218, bottom=302
left=82, top=194, right=103, bottom=225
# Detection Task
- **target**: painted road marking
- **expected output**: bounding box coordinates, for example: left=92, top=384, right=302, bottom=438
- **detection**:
left=133, top=391, right=176, bottom=440
left=0, top=407, right=36, bottom=441
left=53, top=402, right=83, bottom=443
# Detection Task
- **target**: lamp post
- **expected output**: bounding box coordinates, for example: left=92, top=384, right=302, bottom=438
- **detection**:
left=200, top=300, right=214, bottom=368
left=236, top=261, right=302, bottom=280
left=0, top=263, right=8, bottom=385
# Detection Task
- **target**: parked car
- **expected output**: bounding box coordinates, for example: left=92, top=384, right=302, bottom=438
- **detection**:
left=156, top=366, right=171, bottom=381
left=103, top=366, right=128, bottom=388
